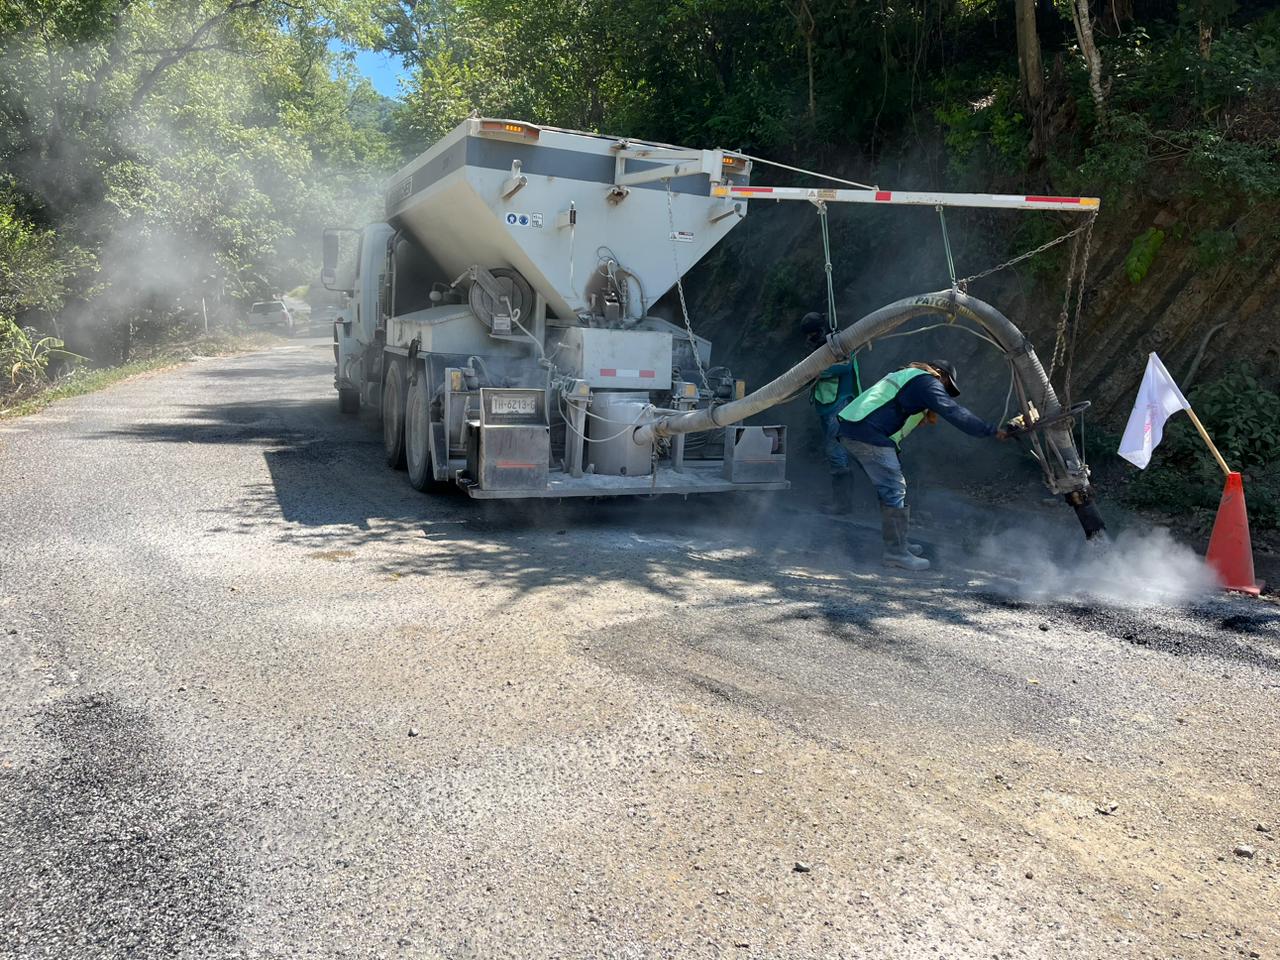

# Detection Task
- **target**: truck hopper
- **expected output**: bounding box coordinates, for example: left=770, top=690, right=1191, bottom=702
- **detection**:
left=328, top=117, right=789, bottom=500
left=384, top=118, right=750, bottom=322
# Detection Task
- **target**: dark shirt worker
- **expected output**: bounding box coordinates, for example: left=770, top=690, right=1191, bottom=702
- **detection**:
left=800, top=312, right=858, bottom=514
left=837, top=359, right=1006, bottom=570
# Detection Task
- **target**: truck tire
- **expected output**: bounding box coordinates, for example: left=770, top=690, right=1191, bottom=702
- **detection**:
left=338, top=387, right=360, bottom=415
left=382, top=360, right=407, bottom=469
left=405, top=372, right=436, bottom=491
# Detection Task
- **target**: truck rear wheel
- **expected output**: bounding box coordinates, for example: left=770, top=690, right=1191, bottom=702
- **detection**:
left=382, top=360, right=406, bottom=469
left=405, top=373, right=435, bottom=491
left=338, top=387, right=359, bottom=415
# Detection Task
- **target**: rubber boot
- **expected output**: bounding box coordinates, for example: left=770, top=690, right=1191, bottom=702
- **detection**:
left=823, top=471, right=854, bottom=516
left=881, top=504, right=930, bottom=571
left=899, top=506, right=929, bottom=562
left=895, top=503, right=925, bottom=555
left=906, top=539, right=925, bottom=557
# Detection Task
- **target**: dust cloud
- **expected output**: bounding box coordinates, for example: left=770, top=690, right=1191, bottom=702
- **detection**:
left=973, top=525, right=1218, bottom=608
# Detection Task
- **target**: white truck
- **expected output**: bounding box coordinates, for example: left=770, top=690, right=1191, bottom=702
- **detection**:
left=324, top=117, right=787, bottom=499
left=324, top=116, right=1105, bottom=534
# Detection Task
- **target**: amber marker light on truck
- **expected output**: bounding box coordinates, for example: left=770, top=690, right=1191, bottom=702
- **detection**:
left=479, top=120, right=541, bottom=141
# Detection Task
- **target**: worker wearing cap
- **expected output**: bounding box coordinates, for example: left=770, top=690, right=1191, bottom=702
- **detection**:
left=800, top=313, right=859, bottom=514
left=837, top=360, right=1007, bottom=571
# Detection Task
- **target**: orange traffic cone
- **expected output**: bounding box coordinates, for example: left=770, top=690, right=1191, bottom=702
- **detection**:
left=1205, top=472, right=1263, bottom=595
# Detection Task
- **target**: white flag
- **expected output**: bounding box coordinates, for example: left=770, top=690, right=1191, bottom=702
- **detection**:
left=1118, top=352, right=1190, bottom=469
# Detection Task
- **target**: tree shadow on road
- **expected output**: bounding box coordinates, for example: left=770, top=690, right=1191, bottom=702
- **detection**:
left=90, top=397, right=1268, bottom=656
left=231, top=460, right=1023, bottom=642
left=91, top=398, right=344, bottom=446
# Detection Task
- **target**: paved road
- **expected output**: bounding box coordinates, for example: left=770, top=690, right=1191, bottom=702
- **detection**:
left=1, top=340, right=1278, bottom=959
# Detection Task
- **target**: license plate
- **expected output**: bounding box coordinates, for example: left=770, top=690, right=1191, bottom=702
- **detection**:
left=492, top=394, right=537, bottom=416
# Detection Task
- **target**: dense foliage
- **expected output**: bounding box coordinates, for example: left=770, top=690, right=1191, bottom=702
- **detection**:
left=0, top=0, right=394, bottom=362
left=382, top=0, right=1027, bottom=151
left=3, top=0, right=1279, bottom=438
left=1076, top=12, right=1280, bottom=202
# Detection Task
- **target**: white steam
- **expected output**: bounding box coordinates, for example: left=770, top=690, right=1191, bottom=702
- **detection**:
left=973, top=525, right=1218, bottom=607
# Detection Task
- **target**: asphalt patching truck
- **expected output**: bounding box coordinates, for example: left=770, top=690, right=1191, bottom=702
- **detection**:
left=323, top=117, right=788, bottom=499
left=324, top=116, right=1104, bottom=536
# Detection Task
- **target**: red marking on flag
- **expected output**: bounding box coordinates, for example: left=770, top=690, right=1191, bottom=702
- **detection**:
left=733, top=186, right=774, bottom=194
left=1025, top=195, right=1083, bottom=204
left=640, top=370, right=656, bottom=379
left=599, top=368, right=616, bottom=377
left=875, top=191, right=892, bottom=202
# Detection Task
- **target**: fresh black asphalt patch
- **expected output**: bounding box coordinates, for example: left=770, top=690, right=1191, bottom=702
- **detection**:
left=0, top=695, right=244, bottom=957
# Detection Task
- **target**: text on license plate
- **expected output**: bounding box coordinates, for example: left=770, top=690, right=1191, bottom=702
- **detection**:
left=493, top=395, right=537, bottom=415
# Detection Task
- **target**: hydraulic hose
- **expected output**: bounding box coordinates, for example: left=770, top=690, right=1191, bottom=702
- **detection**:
left=633, top=290, right=1103, bottom=537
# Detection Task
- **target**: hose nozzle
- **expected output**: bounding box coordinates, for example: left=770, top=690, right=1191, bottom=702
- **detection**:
left=1065, top=488, right=1107, bottom=540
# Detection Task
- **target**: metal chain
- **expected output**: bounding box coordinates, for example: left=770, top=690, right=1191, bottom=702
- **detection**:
left=664, top=179, right=711, bottom=391
left=1050, top=214, right=1099, bottom=386
left=1048, top=227, right=1084, bottom=380
left=1062, top=214, right=1097, bottom=408
left=954, top=217, right=1095, bottom=291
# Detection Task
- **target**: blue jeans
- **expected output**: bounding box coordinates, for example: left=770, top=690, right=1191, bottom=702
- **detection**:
left=819, top=411, right=850, bottom=474
left=838, top=438, right=906, bottom=508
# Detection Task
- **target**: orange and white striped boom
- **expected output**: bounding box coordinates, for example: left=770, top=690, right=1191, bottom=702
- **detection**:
left=711, top=183, right=1100, bottom=213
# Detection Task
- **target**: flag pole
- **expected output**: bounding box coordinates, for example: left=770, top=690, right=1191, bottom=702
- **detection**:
left=1184, top=406, right=1232, bottom=477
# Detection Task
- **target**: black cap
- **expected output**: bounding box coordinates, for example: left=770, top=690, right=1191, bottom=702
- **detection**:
left=929, top=359, right=960, bottom=396
left=800, top=312, right=826, bottom=335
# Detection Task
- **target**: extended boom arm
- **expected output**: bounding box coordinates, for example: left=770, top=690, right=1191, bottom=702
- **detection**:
left=633, top=290, right=1106, bottom=539
left=710, top=183, right=1100, bottom=212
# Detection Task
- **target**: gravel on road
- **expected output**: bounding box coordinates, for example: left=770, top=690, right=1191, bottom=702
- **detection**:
left=1, top=340, right=1277, bottom=959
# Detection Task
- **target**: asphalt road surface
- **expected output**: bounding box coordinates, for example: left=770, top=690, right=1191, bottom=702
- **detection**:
left=2, top=339, right=1278, bottom=959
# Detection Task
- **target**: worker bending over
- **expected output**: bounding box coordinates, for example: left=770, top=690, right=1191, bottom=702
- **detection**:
left=837, top=360, right=1006, bottom=571
left=800, top=312, right=859, bottom=514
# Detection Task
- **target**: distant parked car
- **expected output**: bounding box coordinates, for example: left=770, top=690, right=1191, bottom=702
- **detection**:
left=247, top=300, right=296, bottom=335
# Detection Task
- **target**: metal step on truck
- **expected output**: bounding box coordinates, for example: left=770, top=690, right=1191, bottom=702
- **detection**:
left=323, top=116, right=789, bottom=499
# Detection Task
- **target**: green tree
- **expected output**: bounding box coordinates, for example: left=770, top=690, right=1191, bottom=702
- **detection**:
left=0, top=0, right=395, bottom=355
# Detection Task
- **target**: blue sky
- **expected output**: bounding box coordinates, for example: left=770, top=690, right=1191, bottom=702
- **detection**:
left=331, top=42, right=409, bottom=99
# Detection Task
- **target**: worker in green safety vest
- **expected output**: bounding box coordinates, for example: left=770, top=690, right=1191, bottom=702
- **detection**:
left=800, top=312, right=861, bottom=514
left=837, top=360, right=1008, bottom=571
